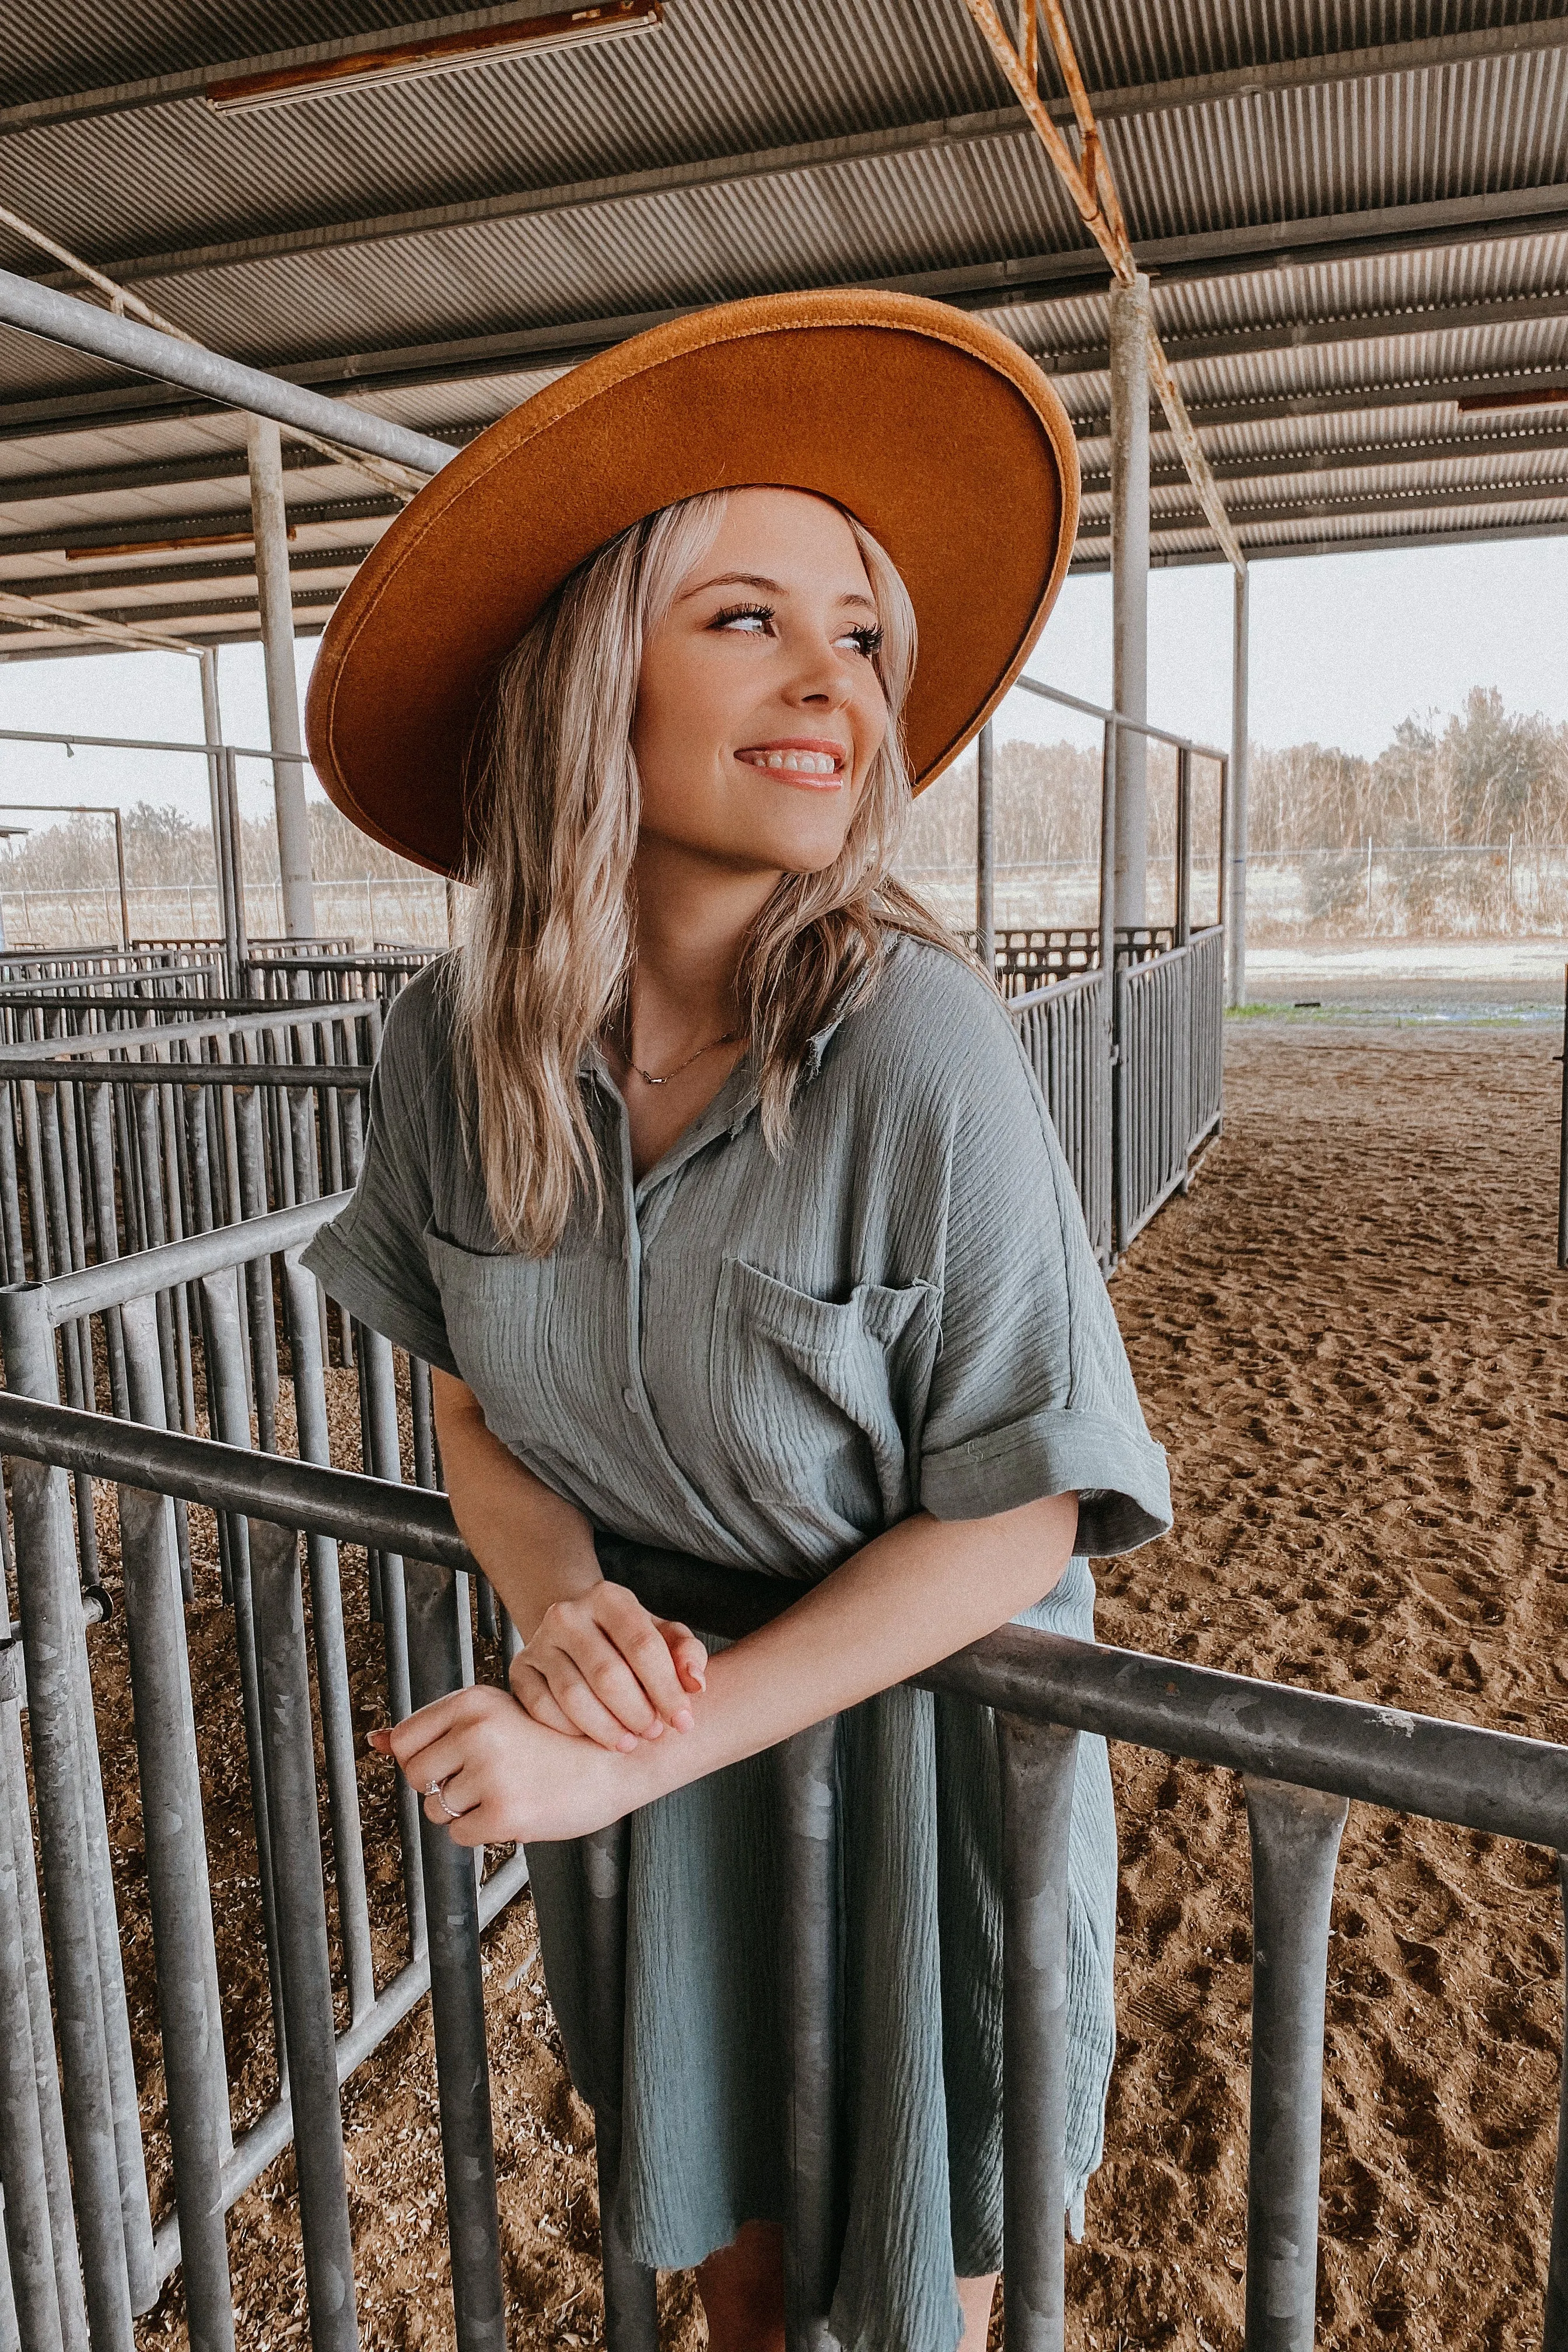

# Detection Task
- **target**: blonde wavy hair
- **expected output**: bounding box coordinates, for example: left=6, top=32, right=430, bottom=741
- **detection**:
left=454, top=487, right=970, bottom=1254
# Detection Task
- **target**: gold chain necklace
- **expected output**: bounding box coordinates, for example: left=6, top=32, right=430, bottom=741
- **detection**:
left=618, top=1025, right=742, bottom=1087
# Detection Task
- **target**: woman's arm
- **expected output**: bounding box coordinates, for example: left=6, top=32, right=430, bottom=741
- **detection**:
left=433, top=1370, right=707, bottom=1748
left=375, top=1487, right=1079, bottom=1845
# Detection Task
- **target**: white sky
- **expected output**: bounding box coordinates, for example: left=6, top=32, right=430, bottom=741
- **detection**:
left=0, top=534, right=1565, bottom=836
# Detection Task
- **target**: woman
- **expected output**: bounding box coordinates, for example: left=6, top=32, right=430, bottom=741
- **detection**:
left=303, top=290, right=1170, bottom=2352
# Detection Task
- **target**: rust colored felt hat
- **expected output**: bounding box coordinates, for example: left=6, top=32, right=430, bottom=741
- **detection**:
left=306, top=288, right=1079, bottom=876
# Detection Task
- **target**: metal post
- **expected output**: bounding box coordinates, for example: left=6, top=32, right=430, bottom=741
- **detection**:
left=0, top=1285, right=136, bottom=2351
left=1110, top=270, right=1150, bottom=937
left=1097, top=717, right=1118, bottom=970
left=246, top=416, right=316, bottom=942
left=976, top=720, right=996, bottom=984
left=1556, top=965, right=1566, bottom=1272
left=114, top=1489, right=235, bottom=2352
left=1000, top=1718, right=1078, bottom=2352
left=779, top=1718, right=840, bottom=2352
left=1175, top=744, right=1193, bottom=948
left=0, top=1693, right=68, bottom=2352
left=583, top=1818, right=659, bottom=2352
left=110, top=815, right=130, bottom=954
left=402, top=1559, right=506, bottom=2352
left=1228, top=564, right=1250, bottom=1007
left=1243, top=1777, right=1349, bottom=2352
left=198, top=654, right=236, bottom=988
left=247, top=1522, right=360, bottom=2352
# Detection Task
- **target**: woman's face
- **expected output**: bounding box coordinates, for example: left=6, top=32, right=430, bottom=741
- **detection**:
left=632, top=486, right=890, bottom=877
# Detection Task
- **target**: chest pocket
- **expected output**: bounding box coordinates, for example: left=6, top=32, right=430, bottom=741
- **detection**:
left=708, top=1255, right=939, bottom=1525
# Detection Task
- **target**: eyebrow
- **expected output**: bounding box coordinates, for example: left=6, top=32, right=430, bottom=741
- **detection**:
left=681, top=569, right=877, bottom=612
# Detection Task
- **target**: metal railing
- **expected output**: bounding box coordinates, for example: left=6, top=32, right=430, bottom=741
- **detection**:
left=0, top=1189, right=524, bottom=2350
left=1012, top=967, right=1113, bottom=1268
left=1113, top=926, right=1225, bottom=1251
left=3, top=1387, right=1567, bottom=2350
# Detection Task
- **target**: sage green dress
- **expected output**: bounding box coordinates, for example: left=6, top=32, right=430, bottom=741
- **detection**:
left=304, top=933, right=1171, bottom=2352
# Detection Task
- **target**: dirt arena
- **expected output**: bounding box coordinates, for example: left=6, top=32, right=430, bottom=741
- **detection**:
left=108, top=1016, right=1566, bottom=2350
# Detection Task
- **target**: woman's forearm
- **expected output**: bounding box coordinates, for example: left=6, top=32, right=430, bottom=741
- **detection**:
left=431, top=1367, right=601, bottom=1636
left=608, top=1488, right=1078, bottom=1810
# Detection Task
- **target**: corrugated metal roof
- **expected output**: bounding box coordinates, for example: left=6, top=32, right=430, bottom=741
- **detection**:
left=1, top=0, right=1565, bottom=653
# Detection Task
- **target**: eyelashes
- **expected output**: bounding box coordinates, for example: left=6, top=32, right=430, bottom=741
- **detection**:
left=709, top=602, right=883, bottom=660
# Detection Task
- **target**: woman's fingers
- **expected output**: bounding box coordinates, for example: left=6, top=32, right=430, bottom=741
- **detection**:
left=509, top=1658, right=589, bottom=1740
left=654, top=1618, right=709, bottom=1696
left=594, top=1588, right=698, bottom=1729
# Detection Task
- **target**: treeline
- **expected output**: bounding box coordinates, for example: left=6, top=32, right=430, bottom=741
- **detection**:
left=4, top=689, right=1564, bottom=895
left=0, top=799, right=429, bottom=892
left=1247, top=690, right=1568, bottom=852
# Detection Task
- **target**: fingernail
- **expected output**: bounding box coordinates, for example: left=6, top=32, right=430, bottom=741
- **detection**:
left=674, top=1708, right=695, bottom=1734
left=618, top=1734, right=638, bottom=1754
left=645, top=1718, right=664, bottom=1739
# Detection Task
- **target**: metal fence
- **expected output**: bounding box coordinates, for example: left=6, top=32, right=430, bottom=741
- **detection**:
left=0, top=1184, right=527, bottom=2351
left=1113, top=925, right=1225, bottom=1253
left=3, top=1387, right=1567, bottom=2351
left=1012, top=967, right=1113, bottom=1268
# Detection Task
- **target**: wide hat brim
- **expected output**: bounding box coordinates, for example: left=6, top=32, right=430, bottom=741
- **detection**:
left=306, top=288, right=1080, bottom=876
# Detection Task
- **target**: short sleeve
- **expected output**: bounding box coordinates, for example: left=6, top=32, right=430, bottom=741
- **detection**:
left=914, top=1002, right=1171, bottom=1558
left=300, top=978, right=460, bottom=1376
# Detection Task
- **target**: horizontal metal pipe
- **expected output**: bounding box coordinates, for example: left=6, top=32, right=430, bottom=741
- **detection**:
left=0, top=1009, right=345, bottom=1066
left=0, top=269, right=453, bottom=475
left=149, top=1849, right=530, bottom=2284
left=4, top=1396, right=1568, bottom=1849
left=1014, top=673, right=1228, bottom=763
left=0, top=726, right=294, bottom=761
left=0, top=1059, right=370, bottom=1093
left=29, top=1194, right=346, bottom=1323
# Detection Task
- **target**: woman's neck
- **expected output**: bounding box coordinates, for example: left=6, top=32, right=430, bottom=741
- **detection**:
left=625, top=835, right=780, bottom=1057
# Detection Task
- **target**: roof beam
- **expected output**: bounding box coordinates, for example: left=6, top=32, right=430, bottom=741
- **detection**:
left=6, top=13, right=1565, bottom=138
left=2, top=181, right=1564, bottom=448
left=0, top=5, right=601, bottom=135
left=0, top=547, right=370, bottom=597
left=1066, top=367, right=1568, bottom=441
left=0, top=495, right=398, bottom=560
left=1070, top=514, right=1568, bottom=571
left=1079, top=421, right=1568, bottom=492
left=1037, top=289, right=1568, bottom=379
left=1074, top=475, right=1568, bottom=540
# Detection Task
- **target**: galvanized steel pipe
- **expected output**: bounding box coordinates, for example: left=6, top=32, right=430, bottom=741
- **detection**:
left=0, top=267, right=453, bottom=476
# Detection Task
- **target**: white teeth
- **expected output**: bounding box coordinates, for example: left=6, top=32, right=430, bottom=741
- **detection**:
left=739, top=749, right=841, bottom=774
left=767, top=751, right=783, bottom=769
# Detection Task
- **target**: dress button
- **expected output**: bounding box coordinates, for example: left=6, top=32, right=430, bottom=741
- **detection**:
left=622, top=1385, right=638, bottom=1410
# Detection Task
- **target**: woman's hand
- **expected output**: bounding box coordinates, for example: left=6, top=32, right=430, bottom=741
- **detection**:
left=369, top=1685, right=633, bottom=1846
left=509, top=1580, right=708, bottom=1750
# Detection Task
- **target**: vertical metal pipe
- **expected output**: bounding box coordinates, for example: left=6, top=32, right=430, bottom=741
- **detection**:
left=1097, top=718, right=1118, bottom=972
left=975, top=720, right=996, bottom=985
left=247, top=1521, right=361, bottom=2352
left=0, top=1287, right=135, bottom=2352
left=197, top=1269, right=289, bottom=2096
left=1228, top=565, right=1251, bottom=1010
left=115, top=1488, right=235, bottom=2352
left=1243, top=1776, right=1349, bottom=2352
left=118, top=1294, right=231, bottom=2169
left=111, top=816, right=130, bottom=956
left=280, top=1258, right=374, bottom=2022
left=1175, top=746, right=1193, bottom=949
left=778, top=1718, right=839, bottom=2352
left=1545, top=1853, right=1568, bottom=2348
left=402, top=1559, right=506, bottom=2351
left=1110, top=271, right=1150, bottom=932
left=0, top=1694, right=66, bottom=2352
left=1000, top=1717, right=1078, bottom=2352
left=246, top=417, right=316, bottom=942
left=583, top=1818, right=659, bottom=2352
left=358, top=1328, right=428, bottom=1958
left=2, top=1659, right=88, bottom=2352
left=198, top=653, right=234, bottom=991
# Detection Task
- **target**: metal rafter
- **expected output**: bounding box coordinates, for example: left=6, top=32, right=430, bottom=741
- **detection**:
left=4, top=13, right=1564, bottom=138
left=0, top=583, right=201, bottom=653
left=961, top=0, right=1245, bottom=573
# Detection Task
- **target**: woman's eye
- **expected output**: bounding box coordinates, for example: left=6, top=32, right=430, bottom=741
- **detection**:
left=838, top=625, right=884, bottom=659
left=712, top=604, right=775, bottom=636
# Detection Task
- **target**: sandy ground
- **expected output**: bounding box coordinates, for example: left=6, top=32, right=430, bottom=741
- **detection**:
left=60, top=1016, right=1568, bottom=2349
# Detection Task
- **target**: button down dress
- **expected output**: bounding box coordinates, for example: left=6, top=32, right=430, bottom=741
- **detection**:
left=304, top=933, right=1171, bottom=2352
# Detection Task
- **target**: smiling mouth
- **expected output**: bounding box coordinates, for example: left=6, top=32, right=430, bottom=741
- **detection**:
left=735, top=742, right=848, bottom=782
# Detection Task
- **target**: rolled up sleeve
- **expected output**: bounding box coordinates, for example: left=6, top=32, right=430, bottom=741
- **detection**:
left=914, top=1009, right=1171, bottom=1558
left=301, top=982, right=460, bottom=1376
